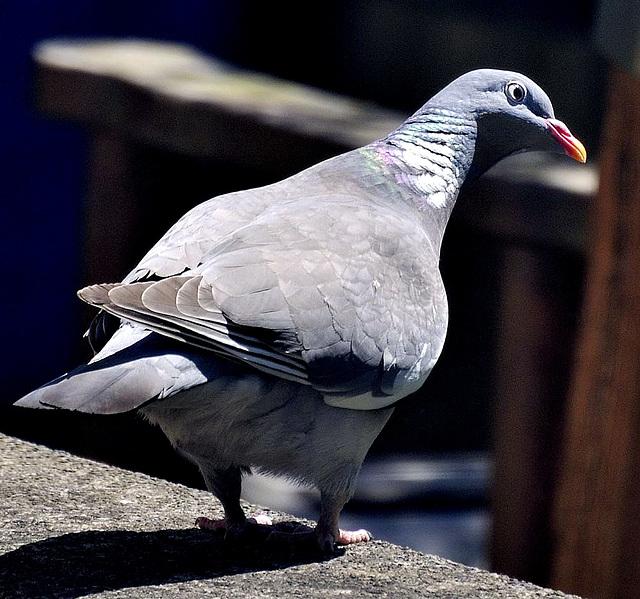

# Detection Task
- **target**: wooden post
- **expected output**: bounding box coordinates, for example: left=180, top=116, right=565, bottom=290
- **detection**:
left=491, top=246, right=578, bottom=584
left=552, top=67, right=640, bottom=599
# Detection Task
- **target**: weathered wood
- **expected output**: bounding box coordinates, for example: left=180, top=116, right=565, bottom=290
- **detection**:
left=552, top=67, right=640, bottom=599
left=33, top=39, right=402, bottom=172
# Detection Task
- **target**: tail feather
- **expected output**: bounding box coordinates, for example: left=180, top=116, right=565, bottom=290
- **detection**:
left=15, top=324, right=209, bottom=414
left=15, top=361, right=168, bottom=414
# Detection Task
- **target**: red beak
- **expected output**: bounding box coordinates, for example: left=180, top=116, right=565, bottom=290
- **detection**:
left=545, top=118, right=587, bottom=163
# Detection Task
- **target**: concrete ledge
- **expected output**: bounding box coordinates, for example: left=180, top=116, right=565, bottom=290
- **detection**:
left=0, top=433, right=580, bottom=598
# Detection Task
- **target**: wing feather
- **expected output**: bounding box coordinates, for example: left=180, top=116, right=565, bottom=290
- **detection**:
left=79, top=186, right=447, bottom=410
left=79, top=278, right=309, bottom=385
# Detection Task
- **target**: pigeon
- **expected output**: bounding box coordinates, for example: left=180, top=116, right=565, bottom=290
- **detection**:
left=16, top=69, right=586, bottom=552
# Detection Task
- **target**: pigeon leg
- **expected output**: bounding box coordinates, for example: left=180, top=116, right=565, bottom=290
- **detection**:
left=195, top=464, right=369, bottom=551
left=196, top=513, right=273, bottom=531
left=265, top=489, right=371, bottom=552
left=314, top=489, right=371, bottom=550
left=195, top=465, right=261, bottom=534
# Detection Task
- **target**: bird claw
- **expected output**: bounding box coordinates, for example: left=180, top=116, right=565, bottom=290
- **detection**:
left=314, top=527, right=373, bottom=552
left=195, top=513, right=275, bottom=544
left=336, top=528, right=372, bottom=545
left=195, top=516, right=227, bottom=531
left=268, top=526, right=372, bottom=553
left=249, top=514, right=273, bottom=526
left=195, top=513, right=273, bottom=531
left=196, top=515, right=370, bottom=552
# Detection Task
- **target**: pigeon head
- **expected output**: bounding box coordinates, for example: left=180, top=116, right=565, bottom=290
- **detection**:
left=424, top=69, right=586, bottom=180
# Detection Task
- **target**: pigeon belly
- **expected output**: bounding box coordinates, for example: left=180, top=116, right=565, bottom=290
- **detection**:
left=140, top=363, right=393, bottom=494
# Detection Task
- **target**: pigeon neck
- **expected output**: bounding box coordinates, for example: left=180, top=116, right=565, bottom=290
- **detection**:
left=379, top=109, right=477, bottom=218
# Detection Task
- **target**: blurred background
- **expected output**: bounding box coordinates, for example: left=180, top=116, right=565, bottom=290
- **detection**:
left=4, top=1, right=639, bottom=597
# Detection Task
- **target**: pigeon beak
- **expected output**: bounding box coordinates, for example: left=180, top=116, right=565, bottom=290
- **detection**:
left=545, top=118, right=587, bottom=163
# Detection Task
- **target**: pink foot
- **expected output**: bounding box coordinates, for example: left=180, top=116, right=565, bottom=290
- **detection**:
left=335, top=528, right=372, bottom=545
left=195, top=513, right=273, bottom=531
left=314, top=526, right=372, bottom=552
left=195, top=516, right=228, bottom=531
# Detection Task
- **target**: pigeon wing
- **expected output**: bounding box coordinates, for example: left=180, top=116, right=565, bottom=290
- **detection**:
left=80, top=196, right=447, bottom=410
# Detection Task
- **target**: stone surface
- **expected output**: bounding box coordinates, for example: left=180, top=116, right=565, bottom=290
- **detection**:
left=0, top=433, right=581, bottom=598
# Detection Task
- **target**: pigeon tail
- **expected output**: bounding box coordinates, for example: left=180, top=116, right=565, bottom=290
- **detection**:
left=16, top=360, right=168, bottom=414
left=15, top=325, right=210, bottom=414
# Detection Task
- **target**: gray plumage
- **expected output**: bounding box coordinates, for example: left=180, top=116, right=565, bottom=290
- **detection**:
left=16, top=69, right=586, bottom=550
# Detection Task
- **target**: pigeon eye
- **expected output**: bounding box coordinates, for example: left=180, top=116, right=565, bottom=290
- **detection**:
left=505, top=81, right=527, bottom=103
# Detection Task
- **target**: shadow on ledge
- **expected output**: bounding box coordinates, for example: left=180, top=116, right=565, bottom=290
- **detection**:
left=0, top=526, right=339, bottom=599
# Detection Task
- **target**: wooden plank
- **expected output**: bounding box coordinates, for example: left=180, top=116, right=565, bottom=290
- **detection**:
left=552, top=66, right=640, bottom=599
left=33, top=39, right=402, bottom=173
